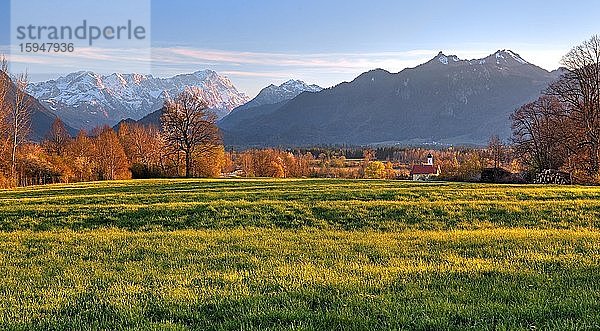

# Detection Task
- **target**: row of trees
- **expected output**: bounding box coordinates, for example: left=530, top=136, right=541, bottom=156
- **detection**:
left=235, top=149, right=312, bottom=178
left=0, top=61, right=227, bottom=187
left=3, top=36, right=599, bottom=186
left=54, top=89, right=225, bottom=183
left=512, top=35, right=600, bottom=183
left=229, top=145, right=510, bottom=181
left=14, top=118, right=228, bottom=186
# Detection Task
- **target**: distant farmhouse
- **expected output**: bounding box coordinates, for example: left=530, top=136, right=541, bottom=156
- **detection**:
left=410, top=153, right=440, bottom=181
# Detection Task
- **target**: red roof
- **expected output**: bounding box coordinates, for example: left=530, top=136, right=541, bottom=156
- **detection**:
left=411, top=164, right=438, bottom=175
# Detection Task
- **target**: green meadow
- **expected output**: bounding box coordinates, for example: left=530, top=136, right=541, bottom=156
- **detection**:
left=0, top=179, right=599, bottom=330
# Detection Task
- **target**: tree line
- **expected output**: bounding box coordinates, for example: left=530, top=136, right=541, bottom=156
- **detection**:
left=0, top=68, right=226, bottom=187
left=512, top=35, right=600, bottom=184
left=0, top=56, right=534, bottom=187
left=1, top=35, right=599, bottom=186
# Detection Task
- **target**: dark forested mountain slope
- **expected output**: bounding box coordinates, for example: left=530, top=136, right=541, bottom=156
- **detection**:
left=222, top=50, right=560, bottom=147
left=1, top=70, right=77, bottom=141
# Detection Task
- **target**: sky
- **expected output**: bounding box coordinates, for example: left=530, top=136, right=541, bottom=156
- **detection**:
left=1, top=0, right=599, bottom=96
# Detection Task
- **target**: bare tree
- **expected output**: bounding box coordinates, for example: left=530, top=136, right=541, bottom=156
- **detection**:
left=488, top=135, right=505, bottom=169
left=161, top=88, right=221, bottom=177
left=0, top=55, right=7, bottom=113
left=0, top=56, right=10, bottom=160
left=117, top=122, right=167, bottom=177
left=9, top=73, right=32, bottom=181
left=547, top=35, right=600, bottom=176
left=512, top=95, right=574, bottom=172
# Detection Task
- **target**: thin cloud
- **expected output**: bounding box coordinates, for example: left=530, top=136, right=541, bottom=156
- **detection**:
left=1, top=43, right=565, bottom=97
left=156, top=47, right=440, bottom=71
left=220, top=70, right=292, bottom=79
left=2, top=44, right=563, bottom=74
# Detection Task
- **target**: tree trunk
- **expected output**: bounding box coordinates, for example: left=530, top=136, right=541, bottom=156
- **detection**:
left=11, top=125, right=17, bottom=182
left=185, top=151, right=191, bottom=178
left=590, top=142, right=600, bottom=176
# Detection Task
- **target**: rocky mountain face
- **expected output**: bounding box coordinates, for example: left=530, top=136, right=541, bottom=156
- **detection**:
left=27, top=70, right=249, bottom=130
left=222, top=50, right=562, bottom=147
left=1, top=70, right=77, bottom=142
left=122, top=79, right=323, bottom=133
left=219, top=80, right=322, bottom=133
left=231, top=80, right=322, bottom=113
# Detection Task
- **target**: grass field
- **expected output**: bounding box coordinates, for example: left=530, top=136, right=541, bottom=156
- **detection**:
left=1, top=179, right=599, bottom=330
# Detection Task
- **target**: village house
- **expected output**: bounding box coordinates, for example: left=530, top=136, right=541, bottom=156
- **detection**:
left=410, top=153, right=441, bottom=181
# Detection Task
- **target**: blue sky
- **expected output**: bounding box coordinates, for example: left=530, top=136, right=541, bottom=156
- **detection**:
left=1, top=0, right=599, bottom=96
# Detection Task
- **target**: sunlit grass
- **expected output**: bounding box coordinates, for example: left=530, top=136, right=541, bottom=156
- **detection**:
left=1, top=229, right=599, bottom=329
left=1, top=179, right=600, bottom=231
left=0, top=179, right=599, bottom=329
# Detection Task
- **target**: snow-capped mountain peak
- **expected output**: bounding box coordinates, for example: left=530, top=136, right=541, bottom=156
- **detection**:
left=428, top=52, right=462, bottom=66
left=231, top=79, right=323, bottom=113
left=27, top=70, right=250, bottom=130
left=425, top=49, right=532, bottom=69
left=278, top=79, right=322, bottom=94
left=486, top=50, right=530, bottom=66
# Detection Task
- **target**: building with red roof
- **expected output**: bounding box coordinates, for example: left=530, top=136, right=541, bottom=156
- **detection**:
left=410, top=153, right=441, bottom=181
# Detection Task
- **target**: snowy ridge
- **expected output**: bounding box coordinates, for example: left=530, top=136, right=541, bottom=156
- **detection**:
left=428, top=50, right=531, bottom=68
left=436, top=52, right=462, bottom=65
left=27, top=70, right=250, bottom=129
left=503, top=50, right=528, bottom=64
left=488, top=50, right=530, bottom=66
left=232, top=79, right=322, bottom=112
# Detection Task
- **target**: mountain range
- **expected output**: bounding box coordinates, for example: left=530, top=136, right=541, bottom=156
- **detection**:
left=20, top=49, right=563, bottom=147
left=220, top=50, right=562, bottom=146
left=27, top=70, right=249, bottom=130
left=121, top=79, right=323, bottom=131
left=231, top=79, right=322, bottom=113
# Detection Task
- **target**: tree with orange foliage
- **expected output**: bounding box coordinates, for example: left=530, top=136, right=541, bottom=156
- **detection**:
left=44, top=118, right=71, bottom=156
left=92, top=126, right=131, bottom=180
left=64, top=130, right=96, bottom=182
left=17, top=143, right=60, bottom=186
left=269, top=160, right=286, bottom=178
left=118, top=122, right=164, bottom=178
left=239, top=151, right=255, bottom=177
left=384, top=161, right=396, bottom=179
left=193, top=145, right=227, bottom=178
